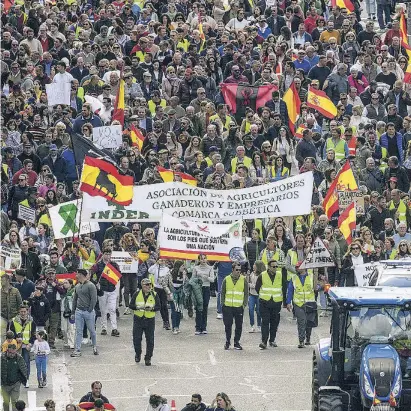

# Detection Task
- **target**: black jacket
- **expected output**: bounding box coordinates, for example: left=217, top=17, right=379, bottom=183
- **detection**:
left=244, top=240, right=266, bottom=269
left=28, top=294, right=51, bottom=326
left=79, top=393, right=109, bottom=404
left=178, top=78, right=203, bottom=108
left=384, top=166, right=409, bottom=193
left=339, top=253, right=371, bottom=286
left=20, top=251, right=42, bottom=282
left=91, top=260, right=121, bottom=293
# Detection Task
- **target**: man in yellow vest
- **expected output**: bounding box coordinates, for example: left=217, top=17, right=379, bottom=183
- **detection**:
left=286, top=262, right=316, bottom=348
left=389, top=189, right=409, bottom=228
left=259, top=236, right=284, bottom=268
left=8, top=304, right=35, bottom=388
left=255, top=259, right=284, bottom=350
left=129, top=278, right=160, bottom=366
left=221, top=262, right=248, bottom=350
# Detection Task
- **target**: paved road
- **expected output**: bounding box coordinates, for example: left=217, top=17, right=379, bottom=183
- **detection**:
left=22, top=299, right=331, bottom=410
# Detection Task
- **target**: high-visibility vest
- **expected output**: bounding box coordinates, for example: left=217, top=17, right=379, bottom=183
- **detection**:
left=148, top=99, right=166, bottom=116
left=231, top=156, right=252, bottom=173
left=347, top=136, right=357, bottom=156
left=387, top=249, right=398, bottom=260
left=295, top=216, right=305, bottom=233
left=259, top=270, right=283, bottom=302
left=133, top=290, right=156, bottom=318
left=287, top=249, right=299, bottom=281
left=270, top=166, right=290, bottom=179
left=261, top=249, right=281, bottom=267
left=291, top=273, right=315, bottom=307
left=224, top=275, right=245, bottom=307
left=12, top=319, right=33, bottom=344
left=326, top=138, right=346, bottom=162
left=82, top=249, right=96, bottom=270
left=254, top=219, right=263, bottom=240
left=389, top=200, right=407, bottom=224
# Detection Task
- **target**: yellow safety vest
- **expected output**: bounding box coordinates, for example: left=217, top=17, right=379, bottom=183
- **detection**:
left=224, top=275, right=245, bottom=307
left=148, top=99, right=167, bottom=116
left=286, top=249, right=299, bottom=281
left=291, top=273, right=315, bottom=307
left=133, top=290, right=156, bottom=318
left=209, top=114, right=231, bottom=131
left=389, top=200, right=407, bottom=224
left=12, top=319, right=32, bottom=345
left=295, top=216, right=305, bottom=233
left=82, top=249, right=96, bottom=270
left=177, top=38, right=190, bottom=52
left=259, top=270, right=283, bottom=302
left=326, top=138, right=346, bottom=162
left=231, top=156, right=252, bottom=173
left=388, top=249, right=398, bottom=260
left=270, top=166, right=290, bottom=178
left=261, top=249, right=281, bottom=267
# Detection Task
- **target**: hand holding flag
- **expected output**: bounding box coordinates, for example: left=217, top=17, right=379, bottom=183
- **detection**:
left=102, top=263, right=122, bottom=286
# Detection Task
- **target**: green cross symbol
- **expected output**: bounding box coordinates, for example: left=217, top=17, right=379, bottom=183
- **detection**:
left=58, top=203, right=79, bottom=235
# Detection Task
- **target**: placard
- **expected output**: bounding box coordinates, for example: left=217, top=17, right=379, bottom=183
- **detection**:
left=158, top=214, right=243, bottom=262
left=111, top=251, right=139, bottom=273
left=338, top=191, right=364, bottom=214
left=81, top=172, right=314, bottom=222
left=354, top=263, right=375, bottom=286
left=18, top=204, right=36, bottom=223
left=46, top=83, right=71, bottom=106
left=92, top=125, right=122, bottom=149
left=0, top=246, right=21, bottom=270
left=300, top=237, right=335, bottom=269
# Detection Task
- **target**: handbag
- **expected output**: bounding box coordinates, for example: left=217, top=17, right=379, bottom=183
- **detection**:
left=305, top=301, right=318, bottom=328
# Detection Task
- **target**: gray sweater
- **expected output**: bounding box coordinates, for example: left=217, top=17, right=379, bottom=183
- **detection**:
left=192, top=264, right=215, bottom=287
left=72, top=281, right=97, bottom=313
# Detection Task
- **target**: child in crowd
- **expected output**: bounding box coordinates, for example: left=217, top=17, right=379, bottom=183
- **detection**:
left=31, top=330, right=50, bottom=388
left=1, top=330, right=21, bottom=352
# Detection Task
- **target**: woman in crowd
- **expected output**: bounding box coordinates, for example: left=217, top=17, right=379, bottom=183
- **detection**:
left=339, top=242, right=371, bottom=286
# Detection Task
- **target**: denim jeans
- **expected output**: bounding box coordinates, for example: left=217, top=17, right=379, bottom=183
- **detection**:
left=377, top=3, right=391, bottom=29
left=35, top=355, right=47, bottom=382
left=75, top=309, right=97, bottom=351
left=170, top=301, right=181, bottom=329
left=21, top=347, right=30, bottom=378
left=195, top=286, right=210, bottom=332
left=217, top=275, right=225, bottom=314
left=248, top=295, right=261, bottom=327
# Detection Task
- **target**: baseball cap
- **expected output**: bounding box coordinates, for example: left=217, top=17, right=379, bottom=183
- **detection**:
left=49, top=144, right=58, bottom=151
left=209, top=146, right=219, bottom=152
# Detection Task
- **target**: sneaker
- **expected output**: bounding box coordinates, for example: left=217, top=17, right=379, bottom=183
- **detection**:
left=216, top=313, right=223, bottom=319
left=81, top=338, right=89, bottom=345
left=38, top=382, right=43, bottom=389
left=101, top=329, right=107, bottom=335
left=173, top=329, right=178, bottom=335
left=224, top=341, right=230, bottom=350
left=145, top=358, right=151, bottom=366
left=163, top=322, right=171, bottom=330
left=93, top=346, right=99, bottom=355
left=71, top=351, right=82, bottom=357
left=234, top=342, right=243, bottom=350
left=124, top=307, right=131, bottom=315
left=259, top=342, right=267, bottom=350
left=25, top=382, right=29, bottom=388
left=298, top=341, right=305, bottom=348
left=305, top=340, right=311, bottom=346
left=195, top=330, right=201, bottom=335
left=201, top=330, right=208, bottom=334
left=135, top=354, right=141, bottom=363
left=111, top=329, right=120, bottom=337
left=269, top=341, right=278, bottom=347
left=42, top=379, right=47, bottom=387
left=249, top=327, right=255, bottom=333
left=176, top=328, right=181, bottom=334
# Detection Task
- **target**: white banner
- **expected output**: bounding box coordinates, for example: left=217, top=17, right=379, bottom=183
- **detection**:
left=81, top=172, right=314, bottom=222
left=158, top=214, right=243, bottom=261
left=46, top=83, right=71, bottom=106
left=354, top=263, right=375, bottom=286
left=92, top=125, right=122, bottom=149
left=49, top=200, right=100, bottom=239
left=300, top=237, right=335, bottom=269
left=0, top=246, right=21, bottom=270
left=111, top=251, right=139, bottom=273
left=18, top=205, right=36, bottom=223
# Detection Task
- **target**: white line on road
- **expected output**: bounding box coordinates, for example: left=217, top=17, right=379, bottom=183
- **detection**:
left=144, top=380, right=158, bottom=397
left=27, top=390, right=46, bottom=410
left=51, top=351, right=72, bottom=409
left=208, top=349, right=217, bottom=365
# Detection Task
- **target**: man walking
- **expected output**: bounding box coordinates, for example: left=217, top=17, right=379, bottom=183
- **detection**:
left=1, top=344, right=28, bottom=411
left=129, top=278, right=160, bottom=366
left=286, top=262, right=317, bottom=348
left=255, top=259, right=284, bottom=350
left=221, top=263, right=248, bottom=350
left=71, top=269, right=98, bottom=357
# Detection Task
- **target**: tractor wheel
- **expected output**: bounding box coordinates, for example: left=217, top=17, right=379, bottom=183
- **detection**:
left=312, top=352, right=319, bottom=411
left=319, top=395, right=344, bottom=411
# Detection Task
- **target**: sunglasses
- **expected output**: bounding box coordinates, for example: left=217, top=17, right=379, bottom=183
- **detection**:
left=351, top=247, right=360, bottom=250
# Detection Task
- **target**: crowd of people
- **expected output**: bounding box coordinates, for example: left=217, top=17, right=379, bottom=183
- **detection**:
left=1, top=0, right=411, bottom=408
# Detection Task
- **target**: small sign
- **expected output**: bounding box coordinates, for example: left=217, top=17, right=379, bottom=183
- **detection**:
left=92, top=125, right=122, bottom=149
left=338, top=191, right=364, bottom=214
left=300, top=237, right=335, bottom=269
left=18, top=204, right=36, bottom=223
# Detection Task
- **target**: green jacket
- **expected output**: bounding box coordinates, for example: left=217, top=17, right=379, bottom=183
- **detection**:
left=1, top=287, right=22, bottom=322
left=1, top=352, right=28, bottom=386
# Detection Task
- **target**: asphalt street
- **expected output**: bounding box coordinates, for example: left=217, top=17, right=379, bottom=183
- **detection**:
left=22, top=299, right=331, bottom=411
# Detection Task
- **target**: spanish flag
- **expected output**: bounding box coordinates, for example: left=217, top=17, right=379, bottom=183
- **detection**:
left=295, top=124, right=307, bottom=139
left=130, top=124, right=145, bottom=150
left=79, top=402, right=116, bottom=410
left=282, top=82, right=301, bottom=134
left=80, top=155, right=134, bottom=206
left=199, top=22, right=206, bottom=41
left=338, top=202, right=356, bottom=244
left=112, top=79, right=125, bottom=126
left=56, top=273, right=77, bottom=283
left=102, top=263, right=122, bottom=285
left=331, top=0, right=354, bottom=12
left=400, top=11, right=408, bottom=45
left=157, top=166, right=197, bottom=186
left=403, top=41, right=411, bottom=60
left=405, top=62, right=411, bottom=84
left=307, top=87, right=338, bottom=119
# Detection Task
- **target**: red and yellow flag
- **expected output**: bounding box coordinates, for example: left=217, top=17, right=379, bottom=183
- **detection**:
left=79, top=402, right=116, bottom=410
left=282, top=82, right=301, bottom=134
left=112, top=79, right=125, bottom=126
left=295, top=124, right=307, bottom=139
left=175, top=171, right=197, bottom=186
left=338, top=202, right=356, bottom=244
left=404, top=62, right=411, bottom=84
left=56, top=273, right=77, bottom=283
left=199, top=22, right=206, bottom=41
left=307, top=87, right=338, bottom=119
left=102, top=263, right=122, bottom=286
left=403, top=41, right=411, bottom=60
left=130, top=124, right=145, bottom=150
left=157, top=166, right=197, bottom=186
left=331, top=0, right=354, bottom=12
left=400, top=11, right=408, bottom=45
left=80, top=155, right=134, bottom=206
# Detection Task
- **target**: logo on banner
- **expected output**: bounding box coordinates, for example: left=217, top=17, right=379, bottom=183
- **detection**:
left=197, top=225, right=210, bottom=233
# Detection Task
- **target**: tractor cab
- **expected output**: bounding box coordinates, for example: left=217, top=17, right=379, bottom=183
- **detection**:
left=312, top=287, right=411, bottom=411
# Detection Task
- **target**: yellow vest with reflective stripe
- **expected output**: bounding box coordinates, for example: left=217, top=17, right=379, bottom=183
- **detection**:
left=261, top=249, right=281, bottom=267
left=389, top=200, right=407, bottom=224
left=148, top=99, right=167, bottom=116
left=286, top=249, right=299, bottom=281
left=133, top=290, right=156, bottom=318
left=231, top=156, right=252, bottom=173
left=82, top=249, right=96, bottom=270
left=259, top=270, right=283, bottom=302
left=326, top=138, right=346, bottom=161
left=224, top=275, right=245, bottom=307
left=291, top=273, right=315, bottom=307
left=12, top=319, right=33, bottom=344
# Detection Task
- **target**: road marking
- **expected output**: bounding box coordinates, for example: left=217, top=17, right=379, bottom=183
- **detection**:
left=208, top=349, right=217, bottom=365
left=27, top=390, right=46, bottom=410
left=143, top=380, right=158, bottom=397
left=51, top=351, right=72, bottom=409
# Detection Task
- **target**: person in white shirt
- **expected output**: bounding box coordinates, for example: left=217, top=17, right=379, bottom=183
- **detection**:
left=52, top=60, right=74, bottom=84
left=31, top=331, right=50, bottom=388
left=226, top=9, right=250, bottom=32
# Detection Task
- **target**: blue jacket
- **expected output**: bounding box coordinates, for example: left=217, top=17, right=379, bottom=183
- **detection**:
left=72, top=114, right=103, bottom=135
left=61, top=148, right=77, bottom=179
left=380, top=132, right=404, bottom=164
left=13, top=278, right=35, bottom=301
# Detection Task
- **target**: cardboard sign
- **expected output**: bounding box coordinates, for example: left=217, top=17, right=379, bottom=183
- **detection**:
left=111, top=251, right=139, bottom=273
left=92, top=125, right=122, bottom=149
left=338, top=191, right=365, bottom=214
left=354, top=263, right=375, bottom=286
left=46, top=83, right=71, bottom=106
left=18, top=204, right=36, bottom=223
left=0, top=246, right=21, bottom=270
left=300, top=237, right=335, bottom=269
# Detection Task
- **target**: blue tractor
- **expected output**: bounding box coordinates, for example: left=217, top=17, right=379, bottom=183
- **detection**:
left=312, top=287, right=411, bottom=411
